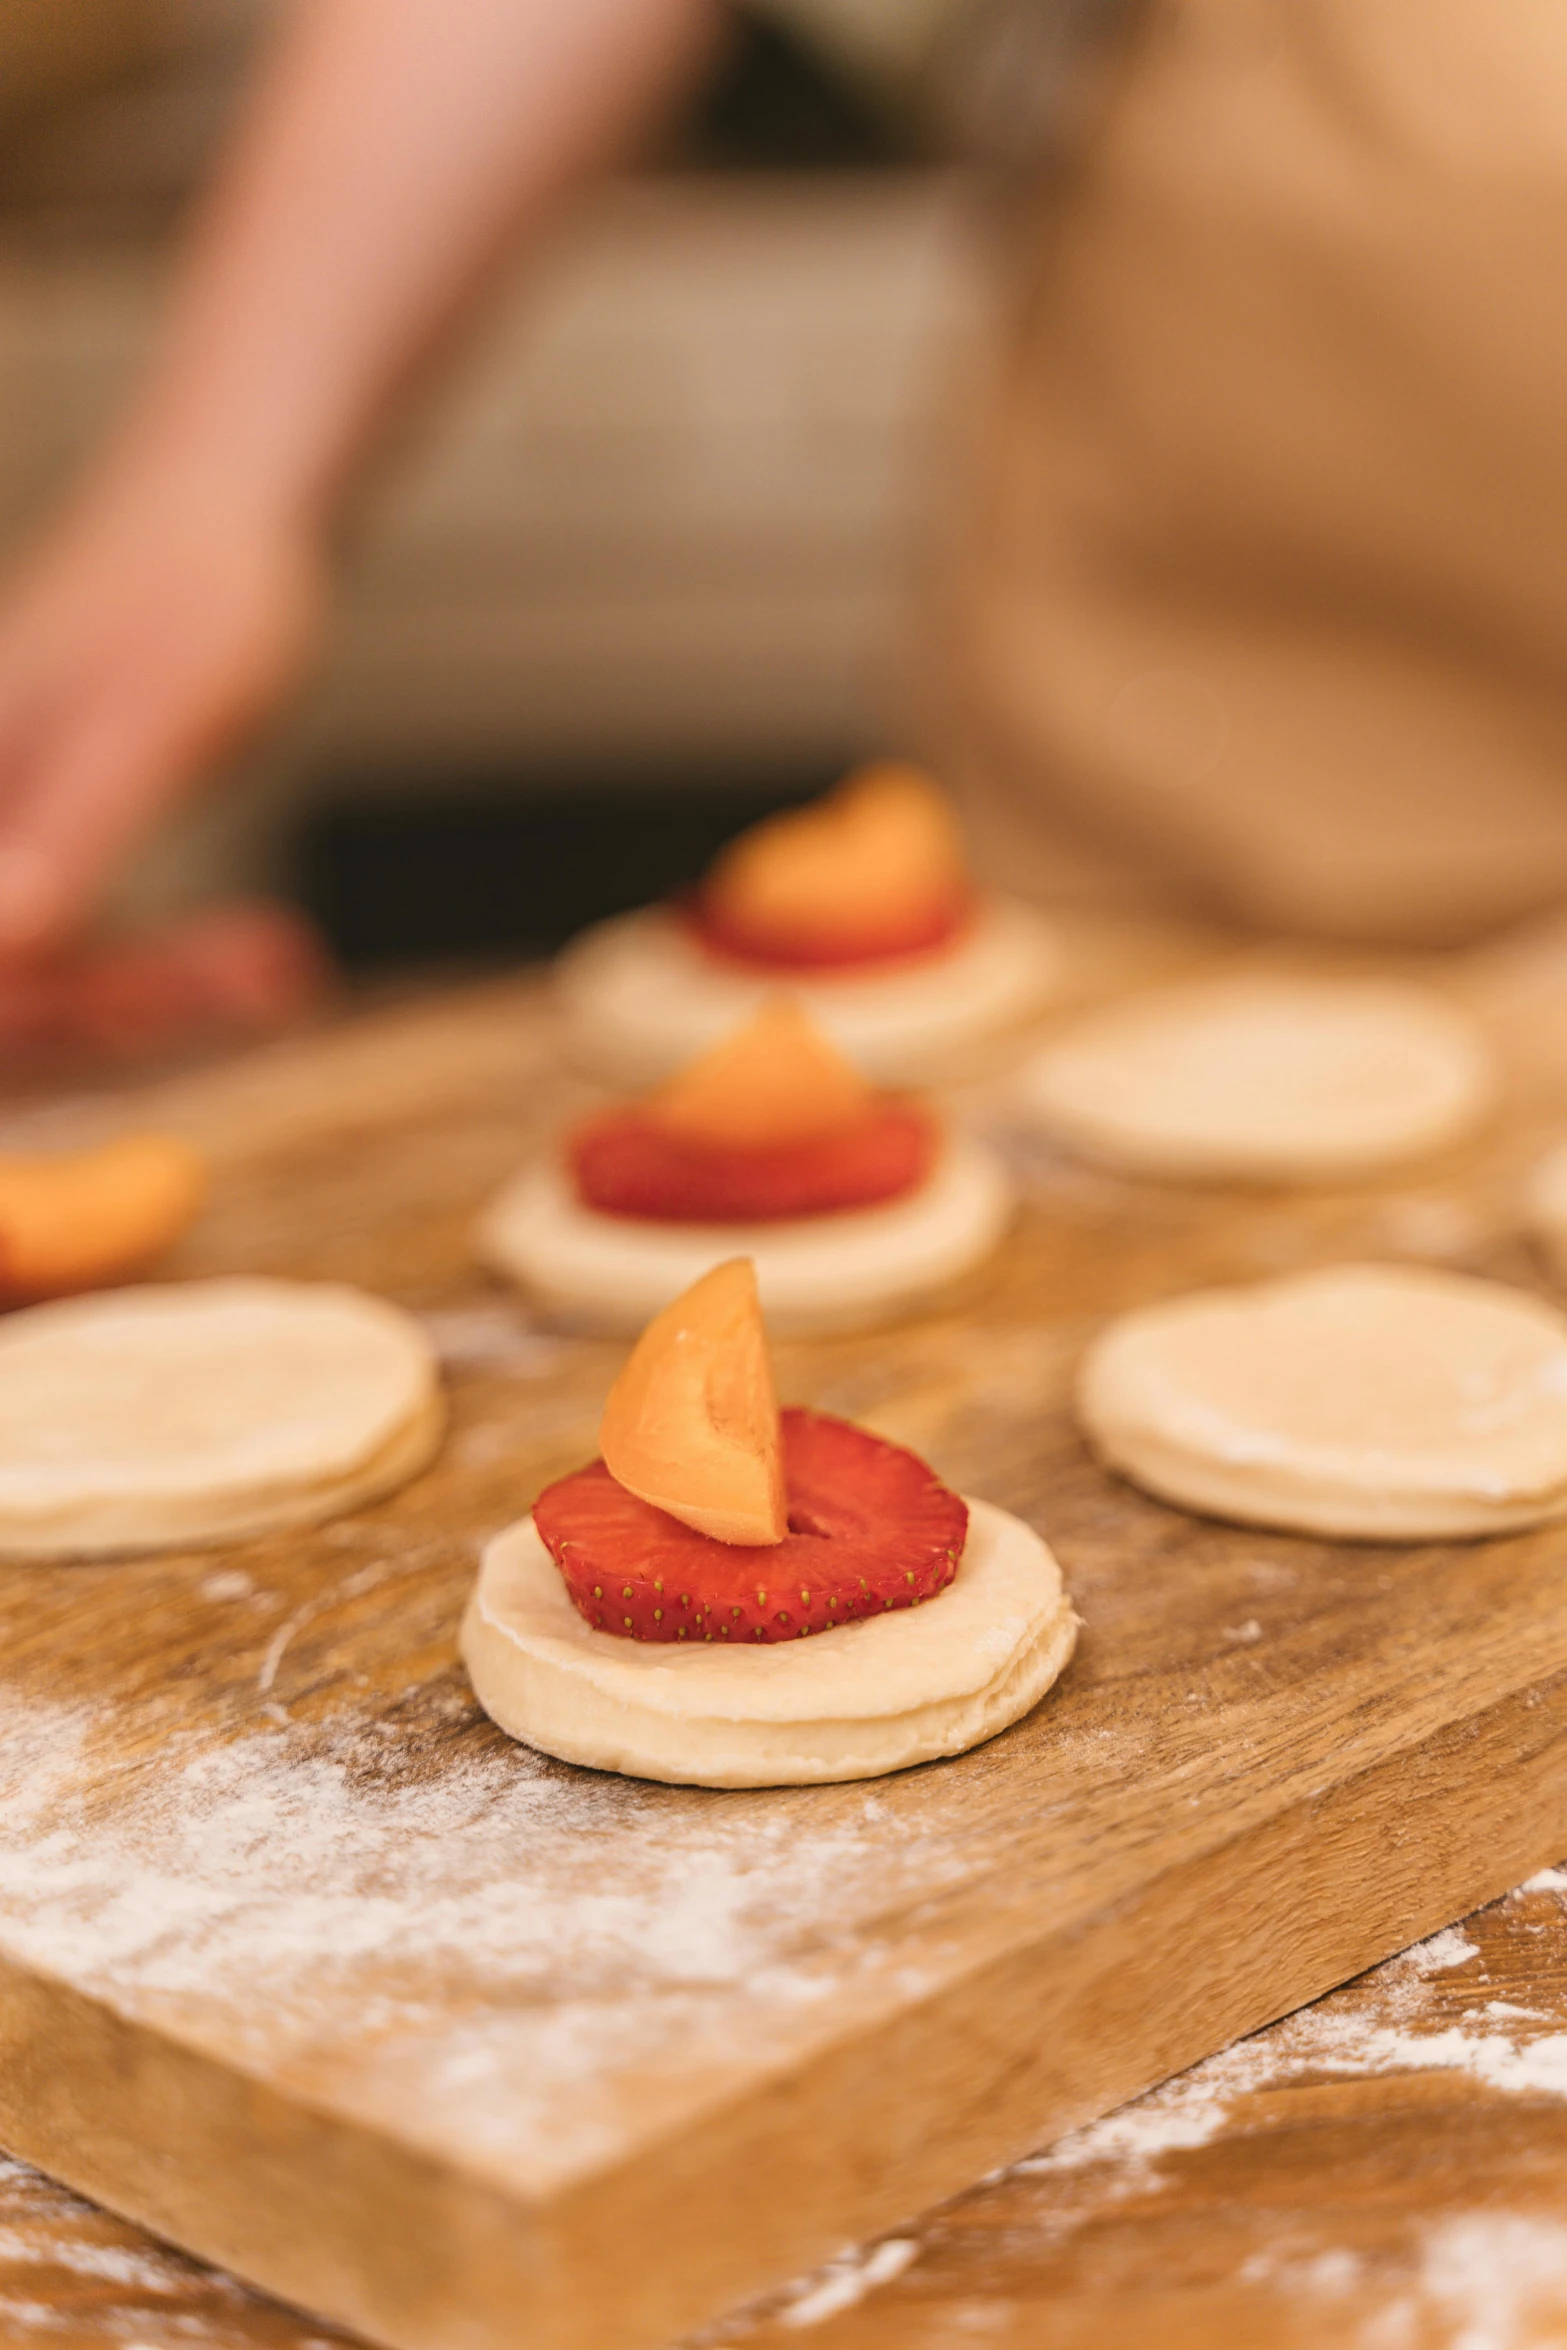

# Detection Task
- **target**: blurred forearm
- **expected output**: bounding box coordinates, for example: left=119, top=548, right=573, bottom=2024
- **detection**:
left=0, top=0, right=720, bottom=956
left=118, top=0, right=722, bottom=523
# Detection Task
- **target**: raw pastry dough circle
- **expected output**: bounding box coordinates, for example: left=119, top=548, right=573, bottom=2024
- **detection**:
left=554, top=896, right=1060, bottom=1087
left=475, top=1136, right=1016, bottom=1334
left=1079, top=1263, right=1567, bottom=1540
left=462, top=1498, right=1079, bottom=1786
left=1019, top=974, right=1491, bottom=1181
left=0, top=1278, right=444, bottom=1560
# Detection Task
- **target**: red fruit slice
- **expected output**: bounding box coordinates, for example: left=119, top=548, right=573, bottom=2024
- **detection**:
left=684, top=891, right=971, bottom=973
left=535, top=1407, right=968, bottom=1643
left=569, top=1101, right=939, bottom=1223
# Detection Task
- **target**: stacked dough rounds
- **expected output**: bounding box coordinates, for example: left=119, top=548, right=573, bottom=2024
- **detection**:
left=556, top=764, right=1058, bottom=1086
left=462, top=1260, right=1078, bottom=1786
left=478, top=1002, right=1016, bottom=1334
left=1079, top=1264, right=1567, bottom=1540
left=0, top=1278, right=443, bottom=1560
left=464, top=1498, right=1078, bottom=1788
left=1019, top=974, right=1492, bottom=1181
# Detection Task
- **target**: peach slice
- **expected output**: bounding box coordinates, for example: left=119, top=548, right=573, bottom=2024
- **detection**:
left=0, top=1134, right=207, bottom=1304
left=699, top=762, right=969, bottom=964
left=647, top=1000, right=874, bottom=1151
left=599, top=1258, right=786, bottom=1546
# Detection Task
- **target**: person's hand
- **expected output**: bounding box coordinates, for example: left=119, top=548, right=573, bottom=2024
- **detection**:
left=0, top=0, right=718, bottom=970
left=0, top=898, right=334, bottom=1070
left=0, top=454, right=325, bottom=957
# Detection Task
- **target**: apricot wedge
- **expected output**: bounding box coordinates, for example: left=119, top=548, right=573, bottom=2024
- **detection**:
left=0, top=1134, right=207, bottom=1303
left=699, top=762, right=969, bottom=964
left=599, top=1258, right=786, bottom=1546
left=648, top=1000, right=874, bottom=1150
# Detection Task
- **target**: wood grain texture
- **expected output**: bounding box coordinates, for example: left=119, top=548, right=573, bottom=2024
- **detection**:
left=6, top=1870, right=1567, bottom=2349
left=2, top=915, right=1567, bottom=2350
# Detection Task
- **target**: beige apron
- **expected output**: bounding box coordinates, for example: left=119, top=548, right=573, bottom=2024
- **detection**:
left=942, top=0, right=1567, bottom=944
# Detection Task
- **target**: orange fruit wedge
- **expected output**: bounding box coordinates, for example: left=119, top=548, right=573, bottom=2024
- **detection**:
left=647, top=1000, right=874, bottom=1150
left=699, top=762, right=969, bottom=965
left=0, top=1134, right=207, bottom=1303
left=599, top=1258, right=786, bottom=1546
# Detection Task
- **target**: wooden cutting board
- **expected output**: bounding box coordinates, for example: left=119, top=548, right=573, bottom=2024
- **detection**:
left=4, top=924, right=1567, bottom=2350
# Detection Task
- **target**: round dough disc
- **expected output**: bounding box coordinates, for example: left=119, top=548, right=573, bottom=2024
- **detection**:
left=462, top=1498, right=1079, bottom=1786
left=553, top=896, right=1059, bottom=1088
left=0, top=1278, right=445, bottom=1560
left=1018, top=975, right=1492, bottom=1180
left=475, top=1136, right=1016, bottom=1335
left=1079, top=1263, right=1567, bottom=1539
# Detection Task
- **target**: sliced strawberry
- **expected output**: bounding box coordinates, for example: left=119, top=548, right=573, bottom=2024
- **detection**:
left=683, top=890, right=972, bottom=973
left=569, top=1101, right=938, bottom=1224
left=535, top=1407, right=968, bottom=1643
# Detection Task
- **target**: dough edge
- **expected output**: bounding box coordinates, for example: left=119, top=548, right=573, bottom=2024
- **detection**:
left=0, top=1387, right=447, bottom=1562
left=461, top=1498, right=1080, bottom=1787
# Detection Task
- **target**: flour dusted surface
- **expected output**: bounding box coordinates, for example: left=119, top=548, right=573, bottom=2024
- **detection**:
left=0, top=1692, right=974, bottom=2194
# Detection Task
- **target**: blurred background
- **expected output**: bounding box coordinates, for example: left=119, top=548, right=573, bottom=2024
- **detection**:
left=0, top=0, right=1002, bottom=966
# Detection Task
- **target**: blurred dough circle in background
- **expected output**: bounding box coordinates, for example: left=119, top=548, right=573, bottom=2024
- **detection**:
left=1078, top=1263, right=1567, bottom=1541
left=1015, top=974, right=1492, bottom=1182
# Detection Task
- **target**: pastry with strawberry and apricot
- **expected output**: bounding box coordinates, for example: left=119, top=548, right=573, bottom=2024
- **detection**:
left=461, top=1260, right=1078, bottom=1786
left=477, top=1000, right=1015, bottom=1333
left=555, top=763, right=1059, bottom=1087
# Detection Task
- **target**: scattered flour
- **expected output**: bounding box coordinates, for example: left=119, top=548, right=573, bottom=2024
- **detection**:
left=699, top=1900, right=1567, bottom=2345
left=729, top=1893, right=1567, bottom=2347
left=197, top=1568, right=256, bottom=1604
left=1239, top=2243, right=1365, bottom=2299
left=0, top=2154, right=346, bottom=2348
left=1406, top=1926, right=1481, bottom=1974
left=0, top=1802, right=1562, bottom=2345
left=694, top=2235, right=921, bottom=2342
left=1012, top=1911, right=1557, bottom=2195
left=0, top=1695, right=967, bottom=2187
left=1515, top=1866, right=1567, bottom=1897
left=417, top=1304, right=569, bottom=1376
left=1245, top=2215, right=1567, bottom=2350
left=775, top=2239, right=920, bottom=2329
left=1394, top=2214, right=1567, bottom=2350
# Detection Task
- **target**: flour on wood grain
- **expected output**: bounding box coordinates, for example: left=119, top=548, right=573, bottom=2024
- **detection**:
left=0, top=1706, right=872, bottom=1995
left=416, top=1303, right=570, bottom=1376
left=1012, top=1909, right=1567, bottom=2193
left=1241, top=2215, right=1567, bottom=2350
left=0, top=2155, right=345, bottom=2348
left=690, top=2234, right=920, bottom=2342
left=712, top=1902, right=1567, bottom=2345
left=0, top=1697, right=970, bottom=2175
